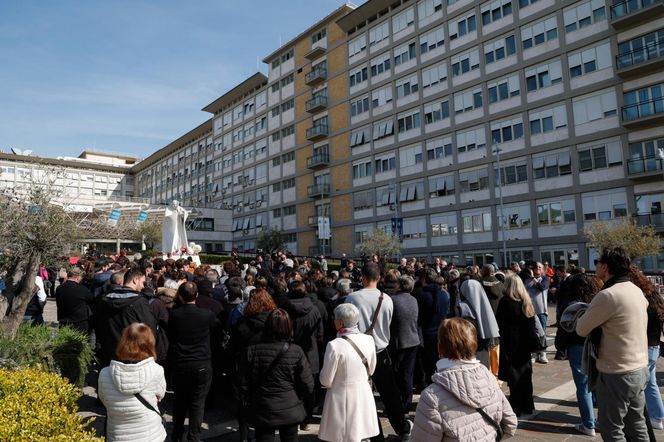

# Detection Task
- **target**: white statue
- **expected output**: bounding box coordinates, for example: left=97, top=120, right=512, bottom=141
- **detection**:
left=162, top=200, right=189, bottom=254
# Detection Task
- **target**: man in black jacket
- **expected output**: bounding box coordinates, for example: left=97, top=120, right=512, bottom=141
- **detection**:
left=55, top=267, right=94, bottom=334
left=169, top=282, right=218, bottom=442
left=93, top=269, right=157, bottom=367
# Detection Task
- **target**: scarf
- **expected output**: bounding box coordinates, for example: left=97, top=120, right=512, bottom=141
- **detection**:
left=460, top=279, right=500, bottom=340
left=337, top=325, right=360, bottom=337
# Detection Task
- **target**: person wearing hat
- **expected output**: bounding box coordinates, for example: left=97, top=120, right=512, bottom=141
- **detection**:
left=56, top=267, right=95, bottom=335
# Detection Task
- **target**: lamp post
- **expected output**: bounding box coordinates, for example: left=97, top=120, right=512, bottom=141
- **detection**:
left=494, top=147, right=508, bottom=267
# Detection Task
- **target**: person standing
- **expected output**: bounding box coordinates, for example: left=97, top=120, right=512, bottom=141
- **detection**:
left=55, top=267, right=95, bottom=334
left=523, top=262, right=549, bottom=364
left=577, top=247, right=649, bottom=442
left=346, top=262, right=412, bottom=442
left=168, top=282, right=218, bottom=442
left=319, top=303, right=379, bottom=442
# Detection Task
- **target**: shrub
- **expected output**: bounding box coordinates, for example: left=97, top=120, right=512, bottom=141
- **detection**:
left=199, top=253, right=228, bottom=265
left=0, top=324, right=93, bottom=388
left=0, top=367, right=101, bottom=441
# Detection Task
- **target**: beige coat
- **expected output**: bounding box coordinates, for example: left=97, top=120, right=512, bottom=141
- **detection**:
left=412, top=360, right=517, bottom=442
left=318, top=333, right=379, bottom=442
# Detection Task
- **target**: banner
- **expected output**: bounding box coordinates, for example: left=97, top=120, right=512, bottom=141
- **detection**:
left=108, top=208, right=122, bottom=226
left=137, top=210, right=149, bottom=223
left=391, top=217, right=403, bottom=242
left=318, top=216, right=331, bottom=240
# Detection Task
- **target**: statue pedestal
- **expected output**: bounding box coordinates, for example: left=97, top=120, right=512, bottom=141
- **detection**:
left=160, top=253, right=201, bottom=266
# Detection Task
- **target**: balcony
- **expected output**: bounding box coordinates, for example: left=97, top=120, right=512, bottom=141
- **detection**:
left=610, top=0, right=664, bottom=29
left=306, top=124, right=329, bottom=141
left=621, top=98, right=664, bottom=128
left=305, top=95, right=328, bottom=113
left=616, top=42, right=664, bottom=78
left=305, top=67, right=327, bottom=86
left=304, top=43, right=326, bottom=60
left=307, top=183, right=331, bottom=198
left=627, top=156, right=664, bottom=179
left=635, top=213, right=664, bottom=228
left=307, top=151, right=330, bottom=169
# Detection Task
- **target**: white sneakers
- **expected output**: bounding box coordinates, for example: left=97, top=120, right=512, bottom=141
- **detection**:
left=536, top=352, right=549, bottom=364
left=575, top=423, right=596, bottom=436
left=651, top=418, right=664, bottom=430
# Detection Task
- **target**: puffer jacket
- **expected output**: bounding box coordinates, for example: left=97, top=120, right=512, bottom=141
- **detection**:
left=412, top=360, right=517, bottom=442
left=240, top=341, right=314, bottom=428
left=98, top=357, right=167, bottom=442
left=289, top=297, right=324, bottom=373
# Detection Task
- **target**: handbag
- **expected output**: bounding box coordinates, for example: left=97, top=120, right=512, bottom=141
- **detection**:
left=476, top=406, right=504, bottom=441
left=529, top=316, right=547, bottom=352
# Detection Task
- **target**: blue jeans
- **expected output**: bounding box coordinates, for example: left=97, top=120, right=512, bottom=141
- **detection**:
left=646, top=345, right=664, bottom=420
left=568, top=345, right=595, bottom=429
left=537, top=313, right=548, bottom=333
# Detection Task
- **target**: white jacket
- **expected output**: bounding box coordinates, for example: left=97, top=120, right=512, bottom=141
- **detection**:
left=98, top=357, right=167, bottom=442
left=318, top=333, right=379, bottom=442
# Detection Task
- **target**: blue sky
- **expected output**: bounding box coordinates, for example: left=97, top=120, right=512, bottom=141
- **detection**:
left=0, top=0, right=359, bottom=158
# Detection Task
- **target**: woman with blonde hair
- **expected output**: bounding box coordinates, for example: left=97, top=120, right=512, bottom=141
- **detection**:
left=496, top=275, right=536, bottom=418
left=98, top=323, right=166, bottom=441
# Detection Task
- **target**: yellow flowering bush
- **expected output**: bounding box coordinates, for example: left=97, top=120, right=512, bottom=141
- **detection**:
left=0, top=367, right=102, bottom=441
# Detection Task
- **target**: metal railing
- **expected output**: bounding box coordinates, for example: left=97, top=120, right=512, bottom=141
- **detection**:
left=305, top=95, right=328, bottom=111
left=611, top=0, right=659, bottom=19
left=627, top=156, right=664, bottom=174
left=305, top=68, right=327, bottom=84
left=622, top=97, right=664, bottom=121
left=617, top=41, right=664, bottom=69
left=307, top=183, right=331, bottom=197
left=307, top=152, right=330, bottom=168
left=306, top=124, right=329, bottom=139
left=635, top=213, right=664, bottom=228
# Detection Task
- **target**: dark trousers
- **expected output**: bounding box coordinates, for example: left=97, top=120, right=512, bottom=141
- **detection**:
left=371, top=350, right=408, bottom=442
left=254, top=424, right=298, bottom=442
left=390, top=346, right=418, bottom=412
left=421, top=334, right=438, bottom=385
left=508, top=362, right=534, bottom=416
left=172, top=363, right=212, bottom=442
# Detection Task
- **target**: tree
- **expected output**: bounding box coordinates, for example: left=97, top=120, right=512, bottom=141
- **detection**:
left=584, top=218, right=660, bottom=260
left=133, top=220, right=161, bottom=250
left=0, top=174, right=81, bottom=337
left=355, top=229, right=401, bottom=260
left=256, top=228, right=286, bottom=253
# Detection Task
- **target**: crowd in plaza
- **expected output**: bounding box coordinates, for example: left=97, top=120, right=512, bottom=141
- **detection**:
left=27, top=245, right=664, bottom=442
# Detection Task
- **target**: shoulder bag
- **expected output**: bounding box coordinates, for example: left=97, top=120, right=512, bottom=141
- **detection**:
left=340, top=335, right=371, bottom=382
left=134, top=393, right=165, bottom=425
left=365, top=292, right=384, bottom=336
left=476, top=406, right=504, bottom=441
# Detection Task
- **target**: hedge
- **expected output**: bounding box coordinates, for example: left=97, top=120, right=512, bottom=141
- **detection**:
left=0, top=367, right=101, bottom=441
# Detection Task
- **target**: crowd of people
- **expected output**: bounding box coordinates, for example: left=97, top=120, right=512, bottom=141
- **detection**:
left=33, top=245, right=664, bottom=442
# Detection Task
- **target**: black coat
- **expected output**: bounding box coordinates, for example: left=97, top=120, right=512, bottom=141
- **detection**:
left=289, top=297, right=324, bottom=374
left=232, top=311, right=271, bottom=353
left=55, top=280, right=94, bottom=333
left=240, top=341, right=314, bottom=428
left=496, top=297, right=534, bottom=385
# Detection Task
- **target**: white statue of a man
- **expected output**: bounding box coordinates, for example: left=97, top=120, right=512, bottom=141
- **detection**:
left=162, top=200, right=189, bottom=254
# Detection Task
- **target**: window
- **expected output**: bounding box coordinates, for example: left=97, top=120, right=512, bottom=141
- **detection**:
left=312, top=28, right=326, bottom=43
left=392, top=7, right=415, bottom=33
left=397, top=109, right=421, bottom=133
left=351, top=96, right=370, bottom=117
left=459, top=168, right=489, bottom=192
left=354, top=190, right=375, bottom=210
left=271, top=58, right=280, bottom=69
left=376, top=186, right=397, bottom=206
left=526, top=59, right=563, bottom=92
left=529, top=104, right=567, bottom=134
left=255, top=116, right=267, bottom=132
left=617, top=29, right=664, bottom=69
left=463, top=211, right=492, bottom=232
left=578, top=141, right=622, bottom=171
left=282, top=151, right=295, bottom=163
left=402, top=218, right=427, bottom=239
left=349, top=35, right=367, bottom=58
left=518, top=0, right=540, bottom=7
left=429, top=174, right=455, bottom=197
left=572, top=88, right=618, bottom=124
left=420, top=26, right=445, bottom=54
left=500, top=204, right=531, bottom=228
left=349, top=66, right=368, bottom=86
left=369, top=21, right=389, bottom=47
left=396, top=75, right=419, bottom=98
left=399, top=181, right=424, bottom=202
left=281, top=49, right=293, bottom=62
left=454, top=87, right=483, bottom=115
left=282, top=178, right=295, bottom=189
left=281, top=99, right=294, bottom=112
left=484, top=34, right=516, bottom=65
left=283, top=205, right=296, bottom=215
left=582, top=190, right=627, bottom=220
left=521, top=16, right=558, bottom=50
left=449, top=11, right=477, bottom=40
left=373, top=119, right=395, bottom=140
left=372, top=86, right=393, bottom=107
left=491, top=116, right=524, bottom=144
left=283, top=233, right=296, bottom=243
left=281, top=125, right=295, bottom=137
left=457, top=126, right=487, bottom=153
left=623, top=83, right=664, bottom=121
left=568, top=41, right=611, bottom=78
left=537, top=201, right=575, bottom=224
left=563, top=0, right=606, bottom=33
left=243, top=99, right=255, bottom=115
left=233, top=127, right=243, bottom=143
left=272, top=182, right=281, bottom=192
left=427, top=137, right=453, bottom=160
left=370, top=52, right=392, bottom=76
left=533, top=151, right=572, bottom=178
left=394, top=41, right=417, bottom=65
left=353, top=160, right=372, bottom=179
left=190, top=218, right=214, bottom=231
left=424, top=99, right=451, bottom=124
left=422, top=62, right=447, bottom=89
left=271, top=131, right=281, bottom=142
left=481, top=0, right=513, bottom=26
left=350, top=126, right=372, bottom=147
left=280, top=73, right=294, bottom=87
left=400, top=144, right=424, bottom=167
left=233, top=104, right=243, bottom=121
left=418, top=0, right=443, bottom=19
left=375, top=154, right=397, bottom=174
left=431, top=213, right=458, bottom=236
left=270, top=106, right=280, bottom=118
left=487, top=74, right=520, bottom=103
left=495, top=160, right=528, bottom=185
left=452, top=48, right=480, bottom=77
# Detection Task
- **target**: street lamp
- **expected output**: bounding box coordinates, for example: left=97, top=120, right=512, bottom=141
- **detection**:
left=494, top=147, right=507, bottom=268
